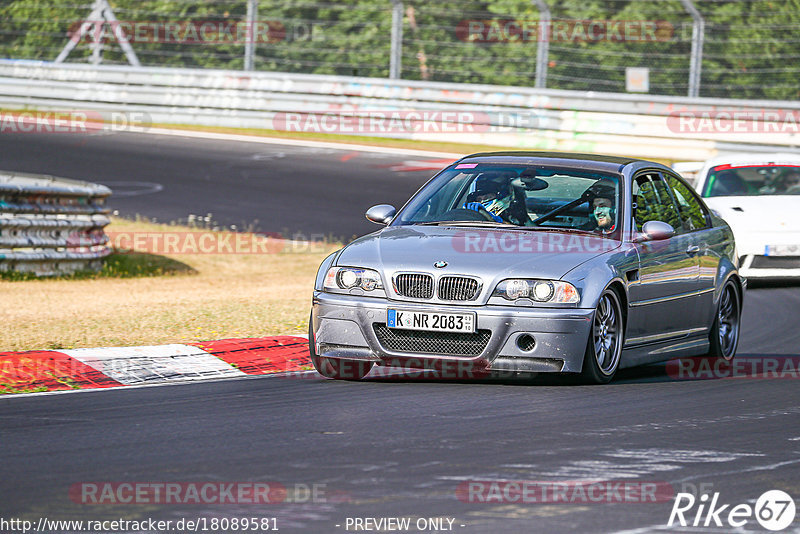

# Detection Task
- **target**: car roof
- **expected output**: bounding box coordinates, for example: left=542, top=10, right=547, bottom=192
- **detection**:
left=458, top=151, right=645, bottom=174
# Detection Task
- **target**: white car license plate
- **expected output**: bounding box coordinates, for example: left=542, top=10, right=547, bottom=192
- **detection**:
left=387, top=309, right=475, bottom=333
left=765, top=244, right=800, bottom=256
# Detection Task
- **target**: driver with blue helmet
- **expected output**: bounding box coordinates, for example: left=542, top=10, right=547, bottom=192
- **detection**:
left=464, top=172, right=530, bottom=225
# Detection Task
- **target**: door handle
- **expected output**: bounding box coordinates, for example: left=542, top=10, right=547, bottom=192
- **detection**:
left=686, top=245, right=700, bottom=255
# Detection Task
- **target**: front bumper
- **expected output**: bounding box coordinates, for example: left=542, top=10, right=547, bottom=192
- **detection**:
left=311, top=291, right=594, bottom=374
left=735, top=231, right=800, bottom=278
left=739, top=254, right=800, bottom=278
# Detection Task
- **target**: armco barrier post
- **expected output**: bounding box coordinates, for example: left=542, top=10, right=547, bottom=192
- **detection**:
left=0, top=172, right=112, bottom=276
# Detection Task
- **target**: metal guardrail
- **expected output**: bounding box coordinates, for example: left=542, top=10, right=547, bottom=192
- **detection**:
left=0, top=60, right=799, bottom=161
left=0, top=171, right=111, bottom=276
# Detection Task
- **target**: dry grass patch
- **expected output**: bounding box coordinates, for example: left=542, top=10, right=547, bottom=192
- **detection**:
left=0, top=217, right=340, bottom=352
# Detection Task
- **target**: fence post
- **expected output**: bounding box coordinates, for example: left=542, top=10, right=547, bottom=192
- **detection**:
left=533, top=0, right=550, bottom=89
left=679, top=0, right=704, bottom=98
left=244, top=0, right=258, bottom=71
left=390, top=0, right=403, bottom=79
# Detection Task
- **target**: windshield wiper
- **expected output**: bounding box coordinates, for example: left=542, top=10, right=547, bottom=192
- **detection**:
left=520, top=226, right=596, bottom=235
left=413, top=221, right=518, bottom=228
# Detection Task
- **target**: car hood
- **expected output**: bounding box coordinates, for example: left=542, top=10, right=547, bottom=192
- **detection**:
left=704, top=196, right=800, bottom=234
left=336, top=225, right=620, bottom=281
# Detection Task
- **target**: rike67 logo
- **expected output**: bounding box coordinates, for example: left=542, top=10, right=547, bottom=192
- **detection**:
left=669, top=490, right=796, bottom=531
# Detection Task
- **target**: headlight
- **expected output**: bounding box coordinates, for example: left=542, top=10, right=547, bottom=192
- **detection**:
left=493, top=279, right=579, bottom=303
left=324, top=267, right=383, bottom=291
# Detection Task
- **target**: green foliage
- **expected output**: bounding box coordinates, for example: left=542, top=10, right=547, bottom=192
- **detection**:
left=0, top=0, right=797, bottom=99
left=0, top=252, right=195, bottom=281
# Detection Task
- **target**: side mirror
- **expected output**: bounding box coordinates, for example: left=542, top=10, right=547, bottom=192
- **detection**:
left=365, top=204, right=396, bottom=225
left=640, top=220, right=675, bottom=241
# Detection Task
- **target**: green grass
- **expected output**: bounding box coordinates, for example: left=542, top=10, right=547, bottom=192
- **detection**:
left=0, top=216, right=338, bottom=351
left=0, top=252, right=195, bottom=281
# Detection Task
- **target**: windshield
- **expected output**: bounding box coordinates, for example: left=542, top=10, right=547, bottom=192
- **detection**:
left=704, top=164, right=800, bottom=197
left=395, top=163, right=622, bottom=236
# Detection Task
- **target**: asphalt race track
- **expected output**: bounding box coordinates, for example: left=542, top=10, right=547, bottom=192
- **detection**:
left=0, top=130, right=444, bottom=240
left=2, top=288, right=800, bottom=533
left=1, top=131, right=799, bottom=533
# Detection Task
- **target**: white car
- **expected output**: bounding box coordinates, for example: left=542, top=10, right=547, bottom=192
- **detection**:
left=693, top=153, right=800, bottom=278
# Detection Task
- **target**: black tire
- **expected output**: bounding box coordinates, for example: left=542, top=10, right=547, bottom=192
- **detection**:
left=580, top=289, right=624, bottom=384
left=308, top=320, right=374, bottom=380
left=706, top=281, right=741, bottom=361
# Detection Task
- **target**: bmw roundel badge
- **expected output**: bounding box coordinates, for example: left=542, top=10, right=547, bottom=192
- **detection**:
left=433, top=260, right=448, bottom=268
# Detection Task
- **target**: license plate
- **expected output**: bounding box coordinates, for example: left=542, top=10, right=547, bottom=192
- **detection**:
left=765, top=244, right=800, bottom=256
left=387, top=309, right=475, bottom=333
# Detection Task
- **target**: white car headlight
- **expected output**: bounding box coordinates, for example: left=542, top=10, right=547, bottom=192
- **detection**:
left=493, top=279, right=579, bottom=303
left=324, top=267, right=384, bottom=291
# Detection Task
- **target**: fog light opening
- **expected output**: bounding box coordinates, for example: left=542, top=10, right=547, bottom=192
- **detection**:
left=517, top=334, right=536, bottom=352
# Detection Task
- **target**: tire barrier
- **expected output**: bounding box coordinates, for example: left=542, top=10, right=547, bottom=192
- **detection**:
left=0, top=171, right=111, bottom=276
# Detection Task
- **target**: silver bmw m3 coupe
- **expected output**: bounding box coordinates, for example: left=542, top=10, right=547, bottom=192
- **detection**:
left=309, top=152, right=744, bottom=384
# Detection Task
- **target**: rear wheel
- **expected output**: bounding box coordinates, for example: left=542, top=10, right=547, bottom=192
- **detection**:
left=308, top=320, right=374, bottom=380
left=706, top=281, right=741, bottom=361
left=580, top=289, right=624, bottom=384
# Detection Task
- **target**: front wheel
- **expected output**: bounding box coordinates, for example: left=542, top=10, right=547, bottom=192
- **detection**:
left=309, top=321, right=374, bottom=380
left=706, top=281, right=741, bottom=361
left=580, top=289, right=624, bottom=384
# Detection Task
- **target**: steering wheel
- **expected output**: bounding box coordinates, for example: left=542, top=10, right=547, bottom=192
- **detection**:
left=439, top=207, right=497, bottom=222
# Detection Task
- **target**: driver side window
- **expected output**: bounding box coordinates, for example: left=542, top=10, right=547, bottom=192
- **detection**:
left=633, top=173, right=684, bottom=234
left=665, top=174, right=710, bottom=231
